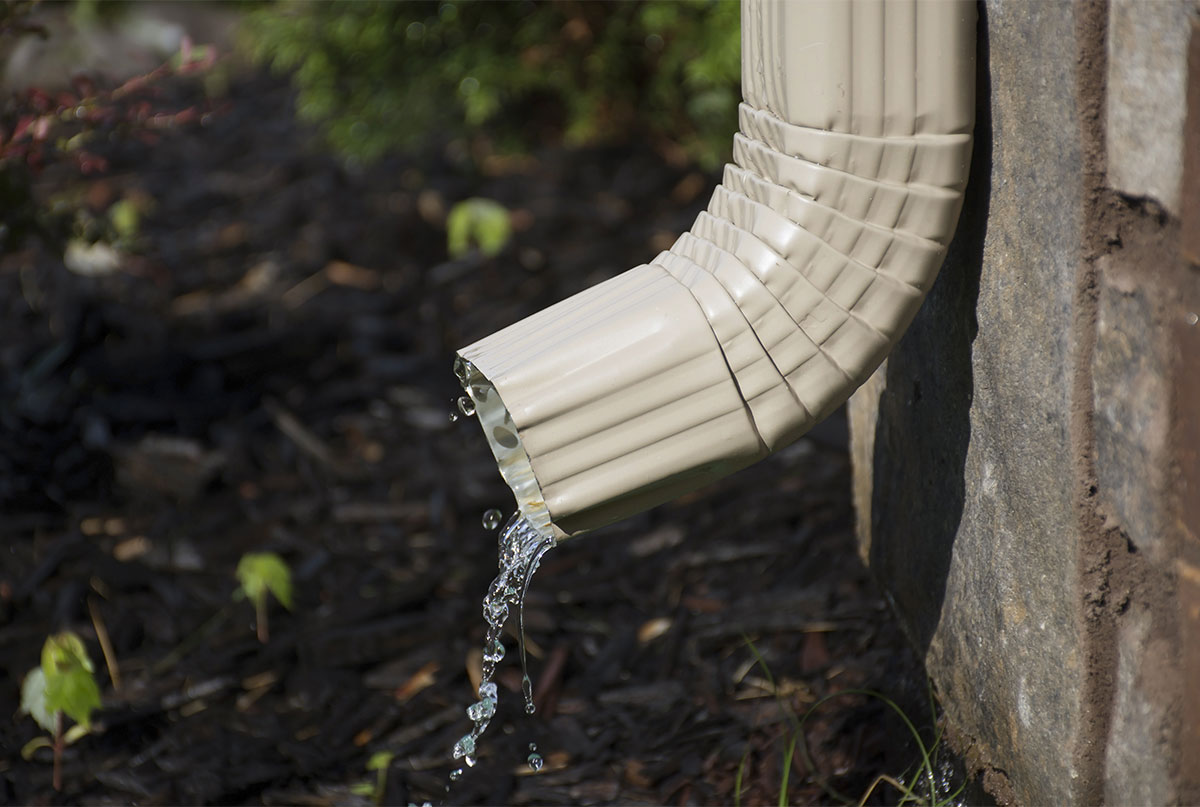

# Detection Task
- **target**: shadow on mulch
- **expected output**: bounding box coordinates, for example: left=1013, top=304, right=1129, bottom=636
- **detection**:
left=1, top=72, right=949, bottom=806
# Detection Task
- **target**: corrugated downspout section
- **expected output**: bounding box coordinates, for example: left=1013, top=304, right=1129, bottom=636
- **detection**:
left=458, top=0, right=976, bottom=541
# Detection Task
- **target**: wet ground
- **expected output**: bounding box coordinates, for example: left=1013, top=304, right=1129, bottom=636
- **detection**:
left=1, top=70, right=947, bottom=806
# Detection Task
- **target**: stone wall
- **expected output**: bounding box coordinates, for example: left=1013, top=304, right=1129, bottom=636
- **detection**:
left=847, top=2, right=1200, bottom=804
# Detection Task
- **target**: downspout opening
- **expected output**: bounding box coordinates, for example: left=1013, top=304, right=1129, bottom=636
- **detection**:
left=454, top=355, right=559, bottom=543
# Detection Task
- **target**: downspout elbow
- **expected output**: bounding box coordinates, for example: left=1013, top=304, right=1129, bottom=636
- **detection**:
left=457, top=0, right=977, bottom=541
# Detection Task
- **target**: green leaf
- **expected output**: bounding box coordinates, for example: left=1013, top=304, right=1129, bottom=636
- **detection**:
left=40, top=632, right=101, bottom=730
left=20, top=736, right=53, bottom=760
left=63, top=723, right=91, bottom=745
left=19, top=667, right=55, bottom=733
left=108, top=198, right=140, bottom=241
left=366, top=750, right=394, bottom=771
left=446, top=198, right=511, bottom=259
left=236, top=552, right=294, bottom=611
left=349, top=782, right=375, bottom=796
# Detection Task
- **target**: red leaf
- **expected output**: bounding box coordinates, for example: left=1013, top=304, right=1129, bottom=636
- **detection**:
left=12, top=116, right=33, bottom=141
left=75, top=151, right=109, bottom=174
left=28, top=88, right=52, bottom=112
left=173, top=107, right=198, bottom=126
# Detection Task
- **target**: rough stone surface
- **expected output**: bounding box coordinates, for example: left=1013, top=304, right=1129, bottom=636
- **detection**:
left=849, top=2, right=1084, bottom=803
left=851, top=2, right=1198, bottom=803
left=1092, top=261, right=1169, bottom=559
left=1106, top=0, right=1196, bottom=214
left=1091, top=229, right=1197, bottom=805
left=1103, top=604, right=1175, bottom=807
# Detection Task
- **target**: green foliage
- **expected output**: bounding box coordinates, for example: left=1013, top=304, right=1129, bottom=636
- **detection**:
left=19, top=632, right=102, bottom=771
left=446, top=197, right=511, bottom=258
left=20, top=667, right=55, bottom=733
left=236, top=551, right=294, bottom=611
left=243, top=0, right=740, bottom=167
left=107, top=197, right=140, bottom=242
left=38, top=632, right=102, bottom=730
left=236, top=551, right=294, bottom=642
left=350, top=750, right=395, bottom=804
left=739, top=636, right=966, bottom=807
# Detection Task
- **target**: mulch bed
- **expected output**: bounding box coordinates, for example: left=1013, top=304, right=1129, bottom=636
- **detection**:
left=0, top=71, right=946, bottom=806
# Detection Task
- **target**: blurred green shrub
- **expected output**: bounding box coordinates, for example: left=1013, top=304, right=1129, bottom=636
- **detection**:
left=446, top=197, right=511, bottom=258
left=243, top=0, right=740, bottom=168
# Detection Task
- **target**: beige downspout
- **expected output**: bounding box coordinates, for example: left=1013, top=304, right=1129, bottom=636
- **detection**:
left=457, top=0, right=976, bottom=541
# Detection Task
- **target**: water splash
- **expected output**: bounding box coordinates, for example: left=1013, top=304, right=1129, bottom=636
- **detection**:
left=451, top=512, right=554, bottom=777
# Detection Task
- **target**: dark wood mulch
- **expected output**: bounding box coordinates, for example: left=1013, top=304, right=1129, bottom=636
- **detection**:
left=0, top=72, right=949, bottom=806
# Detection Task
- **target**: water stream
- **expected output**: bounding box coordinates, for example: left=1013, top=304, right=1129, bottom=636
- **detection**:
left=449, top=509, right=555, bottom=781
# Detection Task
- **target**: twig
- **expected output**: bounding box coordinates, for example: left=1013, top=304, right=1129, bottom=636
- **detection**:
left=263, top=397, right=338, bottom=469
left=256, top=596, right=269, bottom=644
left=150, top=603, right=234, bottom=676
left=267, top=396, right=364, bottom=480
left=87, top=596, right=121, bottom=692
left=53, top=711, right=63, bottom=792
left=856, top=774, right=914, bottom=807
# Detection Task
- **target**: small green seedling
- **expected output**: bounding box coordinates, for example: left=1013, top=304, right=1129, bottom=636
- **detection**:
left=349, top=750, right=395, bottom=805
left=446, top=197, right=511, bottom=259
left=235, top=552, right=294, bottom=643
left=107, top=197, right=140, bottom=244
left=19, top=632, right=102, bottom=791
left=737, top=636, right=964, bottom=807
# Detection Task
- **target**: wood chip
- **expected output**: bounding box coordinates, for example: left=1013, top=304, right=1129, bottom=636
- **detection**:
left=113, top=536, right=152, bottom=562
left=627, top=526, right=684, bottom=557
left=242, top=671, right=279, bottom=690
left=282, top=271, right=328, bottom=308
left=637, top=617, right=673, bottom=644
left=393, top=660, right=439, bottom=704
left=623, top=759, right=655, bottom=789
left=331, top=501, right=426, bottom=524
left=324, top=260, right=379, bottom=290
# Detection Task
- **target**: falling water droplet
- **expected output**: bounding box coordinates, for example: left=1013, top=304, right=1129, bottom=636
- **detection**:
left=527, top=751, right=544, bottom=772
left=482, top=508, right=503, bottom=530
left=522, top=673, right=535, bottom=714
left=449, top=768, right=463, bottom=781
left=457, top=396, right=476, bottom=417
left=449, top=411, right=459, bottom=423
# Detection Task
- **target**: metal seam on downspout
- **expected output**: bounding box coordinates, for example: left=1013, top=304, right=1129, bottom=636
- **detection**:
left=457, top=0, right=976, bottom=541
left=649, top=250, right=796, bottom=451
left=664, top=232, right=868, bottom=388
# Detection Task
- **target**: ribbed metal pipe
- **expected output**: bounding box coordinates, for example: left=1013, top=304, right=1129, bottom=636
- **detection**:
left=457, top=0, right=976, bottom=540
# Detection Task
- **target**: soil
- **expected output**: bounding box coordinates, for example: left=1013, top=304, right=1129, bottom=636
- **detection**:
left=0, top=70, right=945, bottom=806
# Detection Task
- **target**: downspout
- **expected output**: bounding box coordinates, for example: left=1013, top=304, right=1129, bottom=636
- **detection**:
left=456, top=0, right=976, bottom=541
